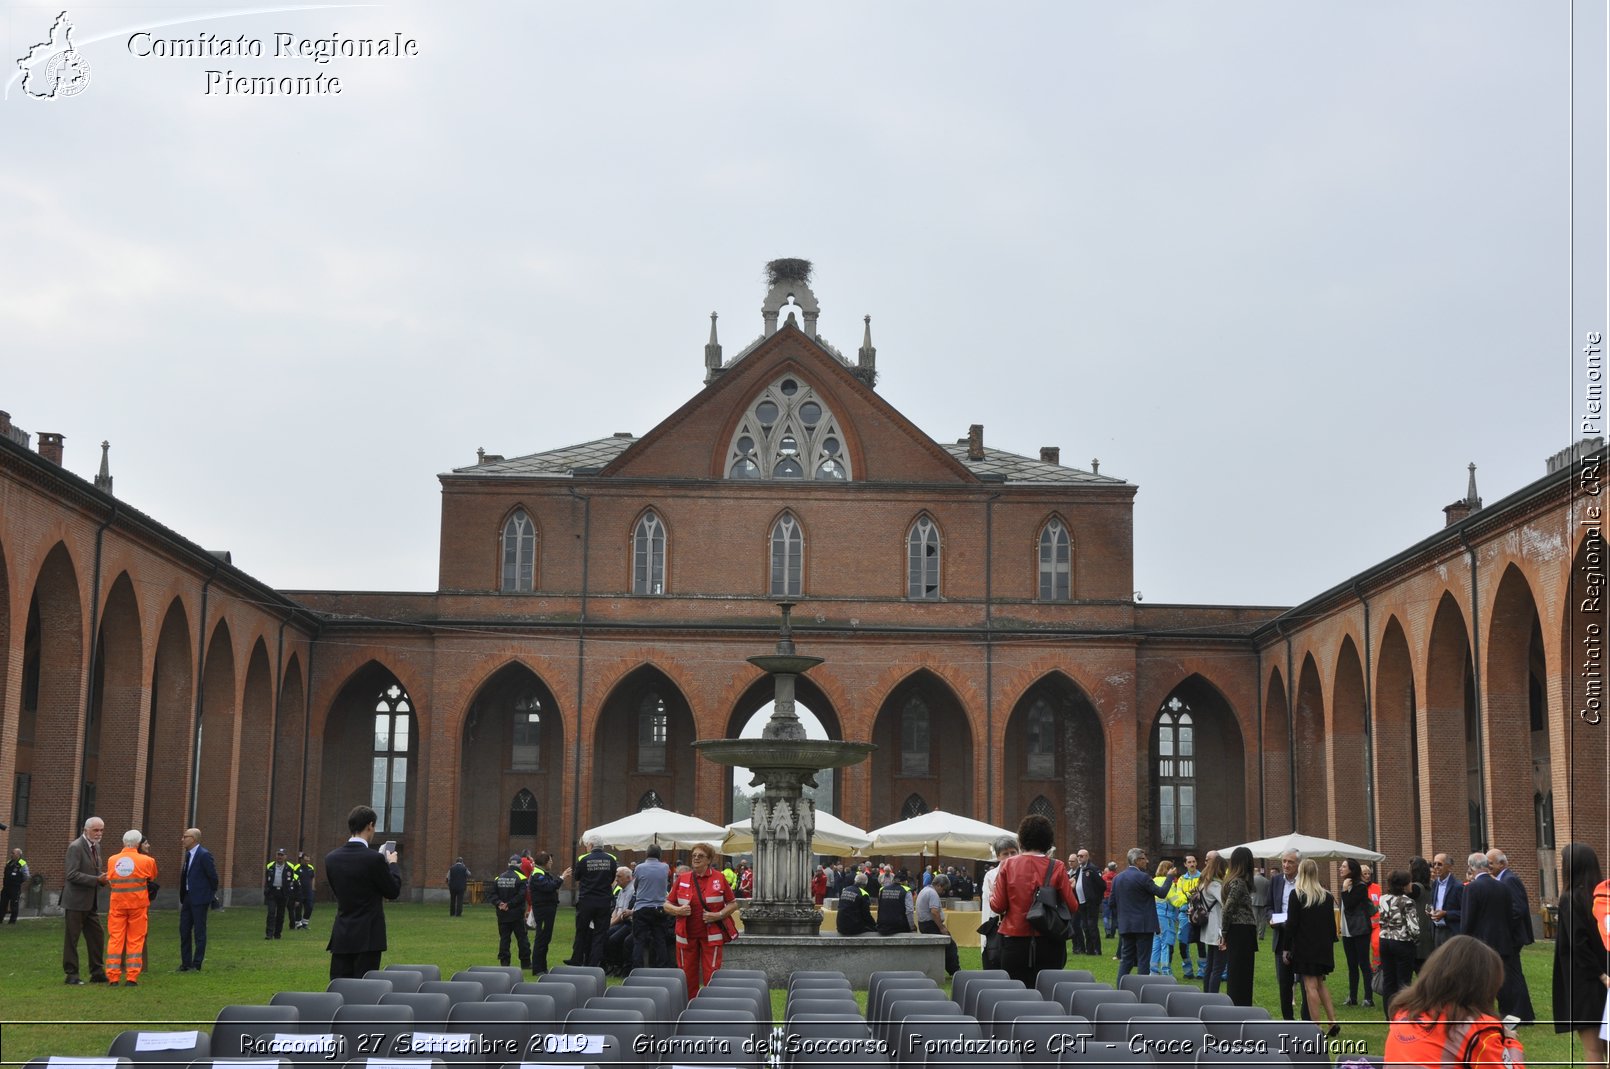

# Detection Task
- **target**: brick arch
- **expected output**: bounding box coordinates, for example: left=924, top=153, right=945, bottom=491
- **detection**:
left=88, top=572, right=143, bottom=829
left=1330, top=636, right=1368, bottom=849
left=592, top=664, right=696, bottom=822
left=460, top=661, right=566, bottom=866
left=589, top=654, right=702, bottom=736
left=1293, top=653, right=1326, bottom=835
left=1374, top=615, right=1419, bottom=862
left=866, top=658, right=985, bottom=732
left=232, top=638, right=274, bottom=887
left=1148, top=674, right=1245, bottom=856
left=196, top=619, right=238, bottom=889
left=143, top=598, right=194, bottom=864
left=709, top=661, right=855, bottom=744
left=310, top=653, right=431, bottom=741
left=1561, top=528, right=1608, bottom=852
left=1486, top=564, right=1548, bottom=858
left=720, top=671, right=845, bottom=822
left=1263, top=664, right=1291, bottom=834
left=1002, top=671, right=1104, bottom=859
left=19, top=542, right=85, bottom=866
left=1425, top=590, right=1481, bottom=854
left=317, top=660, right=419, bottom=887
left=270, top=653, right=305, bottom=852
left=869, top=668, right=974, bottom=827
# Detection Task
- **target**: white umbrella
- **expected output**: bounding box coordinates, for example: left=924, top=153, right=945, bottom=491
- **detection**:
left=865, top=809, right=1018, bottom=862
left=1218, top=831, right=1385, bottom=863
left=723, top=810, right=872, bottom=856
left=582, top=807, right=729, bottom=850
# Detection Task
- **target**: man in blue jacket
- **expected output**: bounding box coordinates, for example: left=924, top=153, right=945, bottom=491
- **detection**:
left=1111, top=846, right=1175, bottom=978
left=177, top=827, right=218, bottom=972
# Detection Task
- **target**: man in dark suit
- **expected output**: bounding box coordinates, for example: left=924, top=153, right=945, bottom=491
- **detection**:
left=1487, top=848, right=1537, bottom=1022
left=177, top=827, right=218, bottom=972
left=324, top=804, right=402, bottom=980
left=1069, top=849, right=1106, bottom=955
left=1427, top=852, right=1463, bottom=948
left=446, top=857, right=470, bottom=917
left=1460, top=851, right=1530, bottom=1018
left=1265, top=850, right=1310, bottom=1021
left=62, top=816, right=109, bottom=985
left=1112, top=846, right=1175, bottom=978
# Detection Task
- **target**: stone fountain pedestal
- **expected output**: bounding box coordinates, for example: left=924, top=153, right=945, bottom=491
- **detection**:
left=692, top=605, right=949, bottom=985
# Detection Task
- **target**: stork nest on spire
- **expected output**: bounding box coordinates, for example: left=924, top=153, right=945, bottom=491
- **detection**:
left=765, top=258, right=813, bottom=286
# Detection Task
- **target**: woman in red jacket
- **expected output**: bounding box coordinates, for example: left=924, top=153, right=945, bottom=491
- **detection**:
left=988, top=813, right=1078, bottom=988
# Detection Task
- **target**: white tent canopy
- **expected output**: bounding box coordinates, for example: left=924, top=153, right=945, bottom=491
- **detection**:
left=865, top=809, right=1018, bottom=862
left=582, top=807, right=729, bottom=851
left=1218, top=832, right=1385, bottom=863
left=723, top=810, right=872, bottom=857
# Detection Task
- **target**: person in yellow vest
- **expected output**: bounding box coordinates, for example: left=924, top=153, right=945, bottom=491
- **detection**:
left=1, top=847, right=28, bottom=923
left=1171, top=854, right=1204, bottom=979
left=105, top=829, right=158, bottom=986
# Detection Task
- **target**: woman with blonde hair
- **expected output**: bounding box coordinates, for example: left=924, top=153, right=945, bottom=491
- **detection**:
left=1151, top=859, right=1178, bottom=975
left=1285, top=857, right=1340, bottom=1037
left=1386, top=934, right=1526, bottom=1066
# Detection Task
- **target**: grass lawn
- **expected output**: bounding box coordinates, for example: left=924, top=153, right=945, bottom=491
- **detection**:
left=0, top=904, right=1588, bottom=1065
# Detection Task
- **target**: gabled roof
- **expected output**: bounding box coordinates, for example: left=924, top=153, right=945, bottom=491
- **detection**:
left=447, top=435, right=635, bottom=477
left=942, top=444, right=1125, bottom=486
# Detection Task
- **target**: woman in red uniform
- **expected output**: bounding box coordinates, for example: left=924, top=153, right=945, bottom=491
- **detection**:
left=666, top=842, right=738, bottom=995
left=1385, top=935, right=1526, bottom=1067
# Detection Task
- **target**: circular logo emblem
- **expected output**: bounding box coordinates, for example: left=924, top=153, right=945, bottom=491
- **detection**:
left=44, top=50, right=91, bottom=97
left=114, top=856, right=136, bottom=877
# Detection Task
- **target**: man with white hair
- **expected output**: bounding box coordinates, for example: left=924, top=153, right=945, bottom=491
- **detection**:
left=105, top=829, right=158, bottom=986
left=62, top=816, right=109, bottom=985
left=562, top=833, right=616, bottom=967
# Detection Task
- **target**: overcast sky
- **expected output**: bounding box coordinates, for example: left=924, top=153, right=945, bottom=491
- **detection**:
left=2, top=2, right=1598, bottom=607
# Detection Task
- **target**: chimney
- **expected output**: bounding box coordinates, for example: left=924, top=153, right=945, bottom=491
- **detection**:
left=967, top=424, right=984, bottom=461
left=38, top=432, right=64, bottom=466
left=1091, top=458, right=1100, bottom=475
left=1039, top=446, right=1060, bottom=465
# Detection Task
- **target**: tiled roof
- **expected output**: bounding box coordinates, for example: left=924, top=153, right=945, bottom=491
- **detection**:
left=448, top=435, right=636, bottom=477
left=941, top=444, right=1125, bottom=485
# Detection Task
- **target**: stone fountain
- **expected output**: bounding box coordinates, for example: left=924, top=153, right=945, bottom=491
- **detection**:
left=694, top=604, right=948, bottom=983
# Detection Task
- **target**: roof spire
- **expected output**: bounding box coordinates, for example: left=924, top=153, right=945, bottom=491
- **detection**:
left=1466, top=462, right=1481, bottom=508
left=703, top=311, right=724, bottom=384
left=94, top=440, right=113, bottom=494
left=853, top=313, right=878, bottom=389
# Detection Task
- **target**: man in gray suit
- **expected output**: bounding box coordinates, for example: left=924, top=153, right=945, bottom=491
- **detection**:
left=63, top=816, right=109, bottom=985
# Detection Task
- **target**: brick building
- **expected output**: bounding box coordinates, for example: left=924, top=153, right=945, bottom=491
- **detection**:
left=0, top=264, right=1602, bottom=914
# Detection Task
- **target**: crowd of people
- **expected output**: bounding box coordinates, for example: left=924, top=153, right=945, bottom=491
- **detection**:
left=19, top=806, right=1610, bottom=1066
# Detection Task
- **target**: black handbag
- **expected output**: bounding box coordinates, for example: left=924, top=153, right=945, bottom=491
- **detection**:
left=1024, top=858, right=1072, bottom=939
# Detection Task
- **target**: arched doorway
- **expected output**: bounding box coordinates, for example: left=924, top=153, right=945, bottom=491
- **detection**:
left=1486, top=565, right=1553, bottom=900
left=460, top=662, right=565, bottom=867
left=591, top=666, right=695, bottom=823
left=1149, top=676, right=1245, bottom=860
left=1374, top=616, right=1420, bottom=862
left=319, top=663, right=418, bottom=891
left=722, top=674, right=844, bottom=823
left=1263, top=666, right=1291, bottom=834
left=86, top=573, right=142, bottom=828
left=870, top=670, right=974, bottom=826
left=1293, top=654, right=1327, bottom=835
left=1426, top=592, right=1482, bottom=853
left=1330, top=637, right=1368, bottom=848
left=17, top=543, right=84, bottom=861
left=144, top=599, right=194, bottom=864
left=1562, top=530, right=1608, bottom=850
left=1003, top=673, right=1105, bottom=860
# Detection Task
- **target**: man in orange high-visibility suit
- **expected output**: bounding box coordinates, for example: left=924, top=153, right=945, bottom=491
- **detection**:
left=105, top=829, right=158, bottom=986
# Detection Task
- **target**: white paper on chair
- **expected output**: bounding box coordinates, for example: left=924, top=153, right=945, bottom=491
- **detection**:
left=134, top=1032, right=200, bottom=1052
left=47, top=1059, right=120, bottom=1069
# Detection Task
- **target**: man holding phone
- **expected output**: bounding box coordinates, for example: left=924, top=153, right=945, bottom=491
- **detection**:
left=324, top=805, right=401, bottom=980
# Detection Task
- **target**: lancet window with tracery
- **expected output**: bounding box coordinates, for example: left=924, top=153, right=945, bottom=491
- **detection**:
left=726, top=376, right=850, bottom=481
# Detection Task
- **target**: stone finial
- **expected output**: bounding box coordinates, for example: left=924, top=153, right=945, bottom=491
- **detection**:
left=94, top=440, right=113, bottom=494
left=476, top=447, right=486, bottom=464
left=1466, top=462, right=1481, bottom=508
left=704, top=311, right=724, bottom=384
left=1092, top=458, right=1101, bottom=474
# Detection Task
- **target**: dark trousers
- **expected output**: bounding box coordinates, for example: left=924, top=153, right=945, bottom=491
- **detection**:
left=1002, top=932, right=1065, bottom=987
left=571, top=900, right=611, bottom=967
left=1202, top=940, right=1227, bottom=993
left=1, top=886, right=20, bottom=922
left=302, top=892, right=313, bottom=921
left=288, top=896, right=303, bottom=927
left=330, top=949, right=381, bottom=980
left=179, top=900, right=209, bottom=966
left=531, top=904, right=557, bottom=973
left=265, top=892, right=287, bottom=937
left=1102, top=896, right=1116, bottom=937
left=448, top=888, right=465, bottom=916
left=1225, top=924, right=1257, bottom=1006
left=1378, top=938, right=1416, bottom=1016
left=1341, top=932, right=1373, bottom=1001
left=631, top=906, right=671, bottom=969
left=64, top=908, right=106, bottom=980
left=497, top=914, right=532, bottom=967
left=919, top=920, right=961, bottom=976
left=1497, top=952, right=1536, bottom=1022
left=1273, top=939, right=1311, bottom=1020
left=1073, top=903, right=1102, bottom=955
left=1117, top=931, right=1154, bottom=978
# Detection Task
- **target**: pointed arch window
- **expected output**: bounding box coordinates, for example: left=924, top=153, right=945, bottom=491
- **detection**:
left=372, top=683, right=413, bottom=835
left=726, top=376, right=852, bottom=481
left=901, top=694, right=931, bottom=776
left=1026, top=698, right=1056, bottom=778
left=908, top=516, right=941, bottom=599
left=1156, top=697, right=1195, bottom=848
left=501, top=510, right=536, bottom=592
left=1028, top=795, right=1055, bottom=823
left=900, top=793, right=930, bottom=819
left=770, top=513, right=803, bottom=596
left=633, top=512, right=666, bottom=595
left=640, top=789, right=666, bottom=811
left=1038, top=518, right=1071, bottom=601
left=511, top=693, right=542, bottom=770
left=638, top=692, right=668, bottom=773
left=509, top=788, right=538, bottom=836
